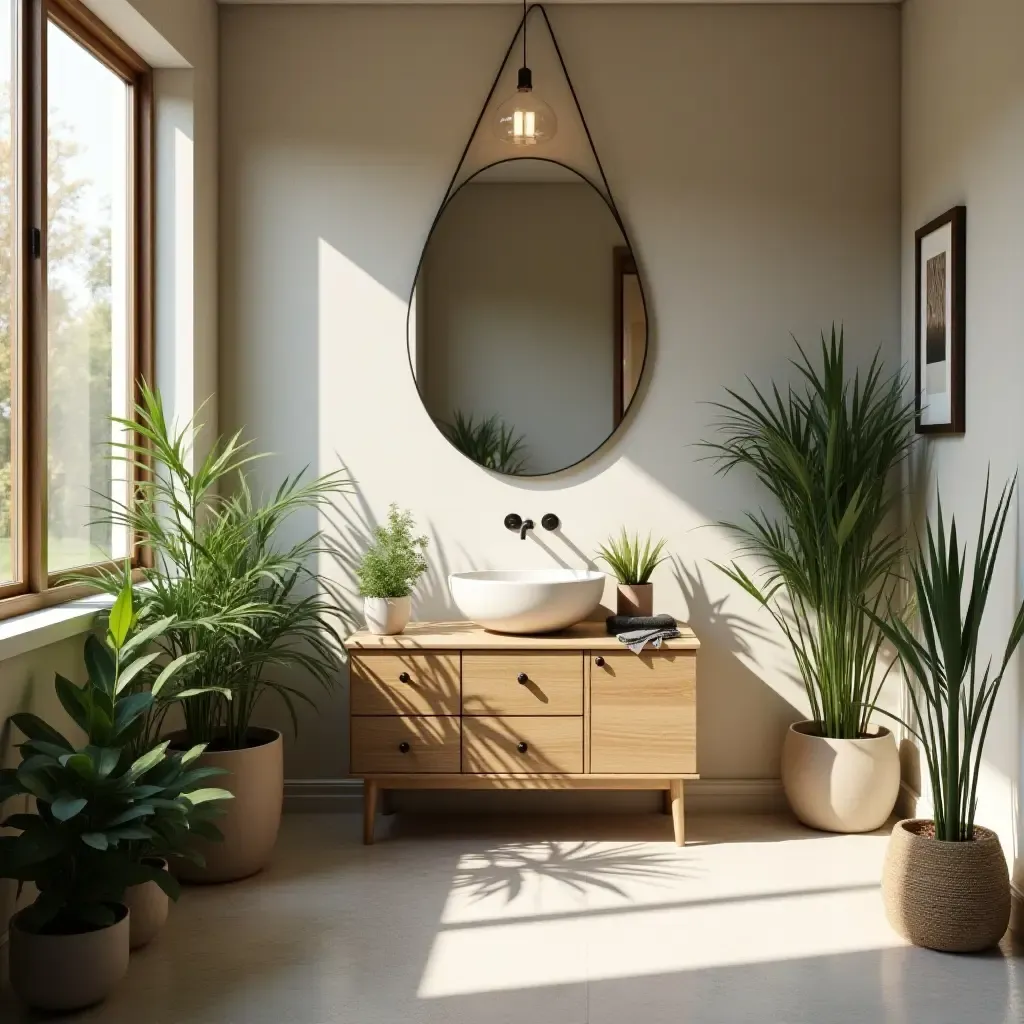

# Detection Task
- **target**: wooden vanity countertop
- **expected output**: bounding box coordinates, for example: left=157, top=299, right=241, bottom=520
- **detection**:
left=345, top=620, right=700, bottom=651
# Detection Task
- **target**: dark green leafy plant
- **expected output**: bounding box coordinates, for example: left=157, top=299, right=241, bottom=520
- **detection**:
left=71, top=384, right=351, bottom=750
left=0, top=583, right=232, bottom=935
left=871, top=476, right=1024, bottom=842
left=703, top=327, right=916, bottom=739
left=596, top=529, right=668, bottom=585
left=357, top=504, right=429, bottom=599
left=446, top=410, right=527, bottom=474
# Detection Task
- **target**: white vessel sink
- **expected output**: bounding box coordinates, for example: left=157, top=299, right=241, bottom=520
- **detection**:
left=449, top=569, right=606, bottom=635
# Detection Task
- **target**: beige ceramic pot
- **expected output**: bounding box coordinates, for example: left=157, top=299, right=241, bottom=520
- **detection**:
left=781, top=720, right=900, bottom=833
left=364, top=596, right=411, bottom=635
left=616, top=583, right=653, bottom=617
left=9, top=904, right=130, bottom=1011
left=882, top=818, right=1010, bottom=952
left=126, top=857, right=170, bottom=949
left=173, top=727, right=284, bottom=884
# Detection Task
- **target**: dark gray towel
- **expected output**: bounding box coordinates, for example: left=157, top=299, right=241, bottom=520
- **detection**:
left=606, top=614, right=677, bottom=635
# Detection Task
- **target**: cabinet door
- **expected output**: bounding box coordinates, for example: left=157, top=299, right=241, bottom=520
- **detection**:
left=462, top=652, right=583, bottom=715
left=351, top=716, right=461, bottom=774
left=350, top=652, right=461, bottom=716
left=462, top=716, right=583, bottom=774
left=590, top=652, right=696, bottom=774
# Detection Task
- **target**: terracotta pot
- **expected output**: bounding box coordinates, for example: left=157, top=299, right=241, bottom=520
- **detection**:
left=781, top=720, right=900, bottom=833
left=126, top=857, right=170, bottom=950
left=364, top=595, right=411, bottom=635
left=882, top=818, right=1010, bottom=952
left=616, top=583, right=653, bottom=617
left=9, top=903, right=130, bottom=1011
left=172, top=727, right=284, bottom=884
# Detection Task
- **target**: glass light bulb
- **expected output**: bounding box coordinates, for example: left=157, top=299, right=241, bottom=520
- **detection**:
left=494, top=69, right=557, bottom=146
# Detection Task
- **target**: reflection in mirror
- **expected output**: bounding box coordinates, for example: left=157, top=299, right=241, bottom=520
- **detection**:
left=408, top=159, right=648, bottom=476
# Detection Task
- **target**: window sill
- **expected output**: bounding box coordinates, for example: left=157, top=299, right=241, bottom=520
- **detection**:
left=0, top=594, right=112, bottom=663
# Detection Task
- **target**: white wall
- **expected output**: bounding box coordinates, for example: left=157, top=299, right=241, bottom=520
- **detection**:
left=902, top=0, right=1024, bottom=894
left=420, top=180, right=624, bottom=474
left=220, top=3, right=902, bottom=786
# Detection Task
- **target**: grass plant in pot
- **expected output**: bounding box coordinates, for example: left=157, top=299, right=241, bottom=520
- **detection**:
left=357, top=504, right=429, bottom=635
left=873, top=476, right=1021, bottom=952
left=0, top=584, right=231, bottom=1010
left=77, top=386, right=349, bottom=883
left=705, top=328, right=916, bottom=833
left=596, top=529, right=668, bottom=616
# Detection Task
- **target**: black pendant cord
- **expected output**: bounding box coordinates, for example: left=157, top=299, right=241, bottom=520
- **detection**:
left=436, top=4, right=630, bottom=246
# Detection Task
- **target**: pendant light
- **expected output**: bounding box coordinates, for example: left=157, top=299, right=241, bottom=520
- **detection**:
left=494, top=0, right=557, bottom=146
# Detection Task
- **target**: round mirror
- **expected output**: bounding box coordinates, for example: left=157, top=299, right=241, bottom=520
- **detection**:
left=408, top=158, right=648, bottom=476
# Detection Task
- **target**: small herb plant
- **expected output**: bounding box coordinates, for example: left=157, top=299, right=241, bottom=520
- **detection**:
left=596, top=529, right=669, bottom=585
left=0, top=581, right=232, bottom=935
left=357, top=505, right=429, bottom=599
left=446, top=410, right=527, bottom=475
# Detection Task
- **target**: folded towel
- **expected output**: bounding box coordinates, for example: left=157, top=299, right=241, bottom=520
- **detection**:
left=616, top=626, right=681, bottom=654
left=606, top=614, right=676, bottom=636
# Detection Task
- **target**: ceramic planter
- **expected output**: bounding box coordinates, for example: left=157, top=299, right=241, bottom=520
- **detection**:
left=364, top=595, right=411, bottom=635
left=882, top=818, right=1010, bottom=952
left=780, top=720, right=900, bottom=833
left=616, top=583, right=653, bottom=617
left=9, top=903, right=130, bottom=1011
left=126, top=857, right=170, bottom=950
left=172, top=727, right=284, bottom=884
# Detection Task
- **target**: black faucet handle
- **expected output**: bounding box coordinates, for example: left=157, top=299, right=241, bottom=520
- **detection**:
left=504, top=513, right=523, bottom=532
left=541, top=513, right=560, bottom=531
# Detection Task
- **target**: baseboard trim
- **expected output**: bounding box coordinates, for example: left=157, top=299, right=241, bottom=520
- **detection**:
left=283, top=777, right=787, bottom=815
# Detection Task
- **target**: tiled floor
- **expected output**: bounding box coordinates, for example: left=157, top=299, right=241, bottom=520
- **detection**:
left=2, top=812, right=1021, bottom=1023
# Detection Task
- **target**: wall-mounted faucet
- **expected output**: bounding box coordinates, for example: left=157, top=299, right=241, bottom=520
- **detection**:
left=505, top=513, right=560, bottom=539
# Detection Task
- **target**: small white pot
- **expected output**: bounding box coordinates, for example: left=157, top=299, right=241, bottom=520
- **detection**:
left=781, top=720, right=900, bottom=833
left=364, top=596, right=411, bottom=635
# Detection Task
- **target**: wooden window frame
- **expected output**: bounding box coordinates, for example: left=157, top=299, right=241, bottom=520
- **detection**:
left=0, top=0, right=152, bottom=621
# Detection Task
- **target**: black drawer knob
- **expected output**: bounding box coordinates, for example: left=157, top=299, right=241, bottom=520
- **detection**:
left=517, top=672, right=529, bottom=685
left=595, top=656, right=605, bottom=668
left=398, top=672, right=411, bottom=683
left=516, top=741, right=529, bottom=754
left=398, top=741, right=411, bottom=754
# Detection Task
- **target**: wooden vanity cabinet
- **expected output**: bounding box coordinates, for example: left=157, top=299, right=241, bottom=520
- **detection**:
left=346, top=622, right=700, bottom=845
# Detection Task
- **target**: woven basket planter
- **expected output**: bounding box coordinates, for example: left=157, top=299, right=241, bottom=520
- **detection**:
left=882, top=818, right=1010, bottom=952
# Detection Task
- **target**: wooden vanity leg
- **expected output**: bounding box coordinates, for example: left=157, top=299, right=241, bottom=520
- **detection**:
left=670, top=779, right=685, bottom=846
left=363, top=780, right=378, bottom=845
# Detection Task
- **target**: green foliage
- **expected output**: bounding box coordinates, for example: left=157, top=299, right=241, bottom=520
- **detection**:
left=356, top=505, right=429, bottom=599
left=871, top=476, right=1024, bottom=842
left=69, top=384, right=352, bottom=750
left=704, top=327, right=916, bottom=739
left=596, top=529, right=668, bottom=585
left=446, top=410, right=528, bottom=474
left=0, top=582, right=232, bottom=935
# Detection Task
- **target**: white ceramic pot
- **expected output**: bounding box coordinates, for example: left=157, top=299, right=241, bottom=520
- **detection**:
left=364, top=595, right=411, bottom=635
left=781, top=720, right=900, bottom=833
left=10, top=903, right=130, bottom=1011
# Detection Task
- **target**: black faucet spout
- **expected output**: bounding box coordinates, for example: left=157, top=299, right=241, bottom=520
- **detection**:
left=519, top=518, right=535, bottom=540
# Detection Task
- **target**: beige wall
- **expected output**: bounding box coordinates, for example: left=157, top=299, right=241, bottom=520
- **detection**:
left=902, top=0, right=1024, bottom=887
left=420, top=180, right=624, bottom=474
left=219, top=3, right=902, bottom=786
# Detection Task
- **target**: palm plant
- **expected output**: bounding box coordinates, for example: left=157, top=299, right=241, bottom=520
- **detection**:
left=73, top=384, right=351, bottom=750
left=596, top=529, right=668, bottom=585
left=704, top=327, right=916, bottom=739
left=446, top=410, right=527, bottom=474
left=872, top=476, right=1024, bottom=842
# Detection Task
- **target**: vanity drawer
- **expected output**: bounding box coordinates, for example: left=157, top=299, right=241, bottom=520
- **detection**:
left=590, top=652, right=696, bottom=774
left=351, top=716, right=461, bottom=774
left=350, top=652, right=461, bottom=716
left=462, top=652, right=583, bottom=716
left=462, top=716, right=583, bottom=774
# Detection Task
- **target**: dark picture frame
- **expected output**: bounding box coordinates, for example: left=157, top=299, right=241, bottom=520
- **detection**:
left=915, top=206, right=966, bottom=435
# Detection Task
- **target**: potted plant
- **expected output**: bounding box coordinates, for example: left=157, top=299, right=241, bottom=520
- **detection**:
left=705, top=328, right=916, bottom=833
left=596, top=529, right=668, bottom=616
left=357, top=504, right=429, bottom=635
left=873, top=477, right=1020, bottom=952
left=77, top=385, right=349, bottom=883
left=0, top=584, right=231, bottom=1010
